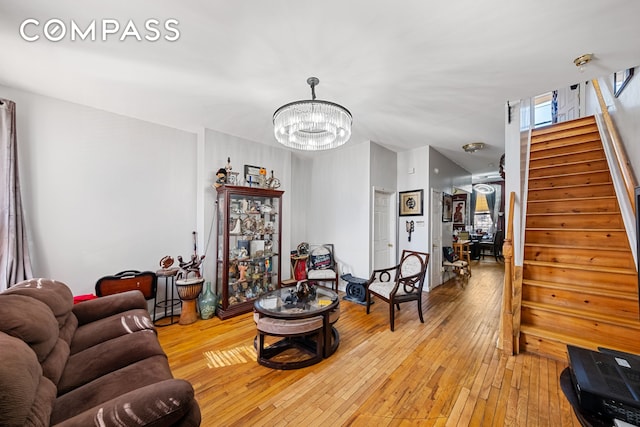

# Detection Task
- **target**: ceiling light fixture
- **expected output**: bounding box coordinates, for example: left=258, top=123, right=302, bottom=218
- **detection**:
left=462, top=142, right=485, bottom=153
left=273, top=77, right=352, bottom=151
left=474, top=183, right=495, bottom=194
left=573, top=53, right=593, bottom=72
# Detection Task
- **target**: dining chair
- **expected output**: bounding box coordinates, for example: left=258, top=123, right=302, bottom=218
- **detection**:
left=365, top=250, right=430, bottom=331
left=479, top=230, right=504, bottom=261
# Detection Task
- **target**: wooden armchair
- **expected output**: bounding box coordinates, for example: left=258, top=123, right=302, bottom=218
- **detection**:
left=365, top=250, right=430, bottom=331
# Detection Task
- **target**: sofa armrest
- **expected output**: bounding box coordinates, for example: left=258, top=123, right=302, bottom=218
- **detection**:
left=52, top=379, right=199, bottom=427
left=72, top=290, right=148, bottom=326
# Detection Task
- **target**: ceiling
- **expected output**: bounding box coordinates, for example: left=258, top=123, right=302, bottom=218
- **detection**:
left=1, top=0, right=639, bottom=178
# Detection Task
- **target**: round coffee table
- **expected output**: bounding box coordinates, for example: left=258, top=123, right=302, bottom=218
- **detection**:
left=254, top=285, right=340, bottom=369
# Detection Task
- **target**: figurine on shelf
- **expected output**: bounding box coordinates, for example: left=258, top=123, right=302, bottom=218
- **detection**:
left=266, top=170, right=281, bottom=189
left=225, top=157, right=239, bottom=185
left=213, top=168, right=227, bottom=188
left=238, top=262, right=248, bottom=281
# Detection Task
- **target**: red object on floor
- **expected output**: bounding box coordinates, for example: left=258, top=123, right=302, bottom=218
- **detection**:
left=73, top=294, right=97, bottom=304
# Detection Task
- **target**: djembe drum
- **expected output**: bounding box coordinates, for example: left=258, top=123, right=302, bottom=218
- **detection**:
left=175, top=277, right=204, bottom=325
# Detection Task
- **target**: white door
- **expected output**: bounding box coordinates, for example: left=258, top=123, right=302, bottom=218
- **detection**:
left=556, top=85, right=580, bottom=122
left=373, top=190, right=395, bottom=270
left=429, top=189, right=443, bottom=290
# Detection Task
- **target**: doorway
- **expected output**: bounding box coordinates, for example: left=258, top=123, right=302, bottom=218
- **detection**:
left=372, top=189, right=396, bottom=271
left=429, top=189, right=443, bottom=290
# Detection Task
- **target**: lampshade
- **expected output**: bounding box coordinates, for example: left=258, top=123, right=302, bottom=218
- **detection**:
left=273, top=77, right=352, bottom=151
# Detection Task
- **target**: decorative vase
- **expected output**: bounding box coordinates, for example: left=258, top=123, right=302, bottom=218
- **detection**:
left=198, top=281, right=218, bottom=320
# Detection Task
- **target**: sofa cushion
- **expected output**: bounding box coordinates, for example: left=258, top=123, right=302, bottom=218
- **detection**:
left=41, top=338, right=70, bottom=386
left=0, top=294, right=58, bottom=363
left=0, top=332, right=57, bottom=427
left=52, top=379, right=196, bottom=427
left=70, top=309, right=155, bottom=354
left=51, top=355, right=174, bottom=424
left=6, top=279, right=74, bottom=329
left=58, top=330, right=166, bottom=395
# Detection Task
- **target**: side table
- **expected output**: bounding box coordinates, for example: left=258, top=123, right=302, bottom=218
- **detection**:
left=154, top=268, right=180, bottom=326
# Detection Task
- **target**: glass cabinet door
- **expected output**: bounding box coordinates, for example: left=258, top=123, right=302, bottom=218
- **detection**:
left=216, top=186, right=283, bottom=319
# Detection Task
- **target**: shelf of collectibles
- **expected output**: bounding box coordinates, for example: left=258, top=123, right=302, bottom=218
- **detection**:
left=215, top=185, right=283, bottom=319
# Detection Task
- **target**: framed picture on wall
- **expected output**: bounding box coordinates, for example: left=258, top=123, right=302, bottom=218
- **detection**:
left=399, top=189, right=423, bottom=216
left=442, top=193, right=453, bottom=222
left=453, top=200, right=466, bottom=224
left=614, top=68, right=634, bottom=98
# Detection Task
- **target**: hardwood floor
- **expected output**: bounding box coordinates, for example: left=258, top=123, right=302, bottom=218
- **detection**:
left=157, top=261, right=581, bottom=426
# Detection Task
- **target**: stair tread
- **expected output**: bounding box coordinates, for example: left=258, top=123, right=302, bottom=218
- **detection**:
left=529, top=158, right=606, bottom=171
left=521, top=278, right=638, bottom=300
left=528, top=182, right=613, bottom=191
left=528, top=196, right=617, bottom=203
left=525, top=227, right=625, bottom=231
left=521, top=300, right=640, bottom=328
left=524, top=242, right=628, bottom=252
left=526, top=211, right=619, bottom=217
left=528, top=169, right=610, bottom=180
left=523, top=259, right=636, bottom=275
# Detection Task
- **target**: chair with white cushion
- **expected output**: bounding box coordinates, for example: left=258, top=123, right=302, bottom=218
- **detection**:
left=306, top=244, right=339, bottom=292
left=365, top=250, right=430, bottom=331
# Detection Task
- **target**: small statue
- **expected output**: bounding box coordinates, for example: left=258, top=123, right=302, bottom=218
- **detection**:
left=177, top=254, right=206, bottom=280
left=213, top=168, right=227, bottom=188
left=266, top=170, right=281, bottom=189
left=238, top=262, right=248, bottom=281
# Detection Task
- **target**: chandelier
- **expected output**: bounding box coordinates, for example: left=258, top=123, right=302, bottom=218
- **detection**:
left=273, top=77, right=352, bottom=151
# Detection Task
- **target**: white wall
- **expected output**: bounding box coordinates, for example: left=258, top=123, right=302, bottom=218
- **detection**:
left=397, top=147, right=429, bottom=254
left=428, top=147, right=472, bottom=246
left=2, top=84, right=198, bottom=295
left=585, top=69, right=640, bottom=183
left=201, top=129, right=292, bottom=285
left=305, top=140, right=371, bottom=283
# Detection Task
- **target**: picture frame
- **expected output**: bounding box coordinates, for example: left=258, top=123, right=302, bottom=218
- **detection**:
left=244, top=164, right=263, bottom=186
left=399, top=189, right=423, bottom=217
left=442, top=193, right=453, bottom=222
left=614, top=68, right=634, bottom=98
left=453, top=200, right=466, bottom=225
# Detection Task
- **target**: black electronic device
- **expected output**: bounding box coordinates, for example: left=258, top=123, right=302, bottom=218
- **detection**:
left=567, top=345, right=640, bottom=425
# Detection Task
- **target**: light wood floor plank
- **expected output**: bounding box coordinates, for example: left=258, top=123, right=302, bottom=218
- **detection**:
left=157, top=260, right=581, bottom=426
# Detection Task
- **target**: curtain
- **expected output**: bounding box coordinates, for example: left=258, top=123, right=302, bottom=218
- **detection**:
left=469, top=190, right=476, bottom=230
left=0, top=98, right=33, bottom=290
left=485, top=189, right=496, bottom=233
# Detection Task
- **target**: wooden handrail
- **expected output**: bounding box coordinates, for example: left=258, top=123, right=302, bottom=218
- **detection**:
left=592, top=78, right=637, bottom=213
left=500, top=192, right=516, bottom=355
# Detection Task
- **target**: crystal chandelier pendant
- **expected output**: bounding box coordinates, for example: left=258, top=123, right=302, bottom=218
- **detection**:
left=273, top=77, right=352, bottom=151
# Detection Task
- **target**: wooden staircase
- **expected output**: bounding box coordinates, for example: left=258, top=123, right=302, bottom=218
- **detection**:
left=519, top=115, right=640, bottom=361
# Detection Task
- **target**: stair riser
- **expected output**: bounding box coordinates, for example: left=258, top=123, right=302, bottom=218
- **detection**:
left=518, top=333, right=570, bottom=362
left=519, top=332, right=640, bottom=362
left=530, top=136, right=603, bottom=158
left=522, top=264, right=637, bottom=291
left=524, top=229, right=630, bottom=248
left=526, top=198, right=619, bottom=214
left=528, top=183, right=615, bottom=200
left=528, top=171, right=612, bottom=190
left=529, top=159, right=609, bottom=178
left=531, top=123, right=598, bottom=144
left=525, top=213, right=624, bottom=229
left=521, top=307, right=640, bottom=351
left=522, top=285, right=639, bottom=320
left=524, top=245, right=635, bottom=269
left=530, top=148, right=605, bottom=168
left=532, top=116, right=595, bottom=133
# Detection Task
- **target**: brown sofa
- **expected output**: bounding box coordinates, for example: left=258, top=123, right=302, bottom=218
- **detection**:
left=0, top=278, right=201, bottom=427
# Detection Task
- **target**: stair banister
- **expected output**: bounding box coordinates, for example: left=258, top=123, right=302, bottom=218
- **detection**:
left=592, top=78, right=638, bottom=269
